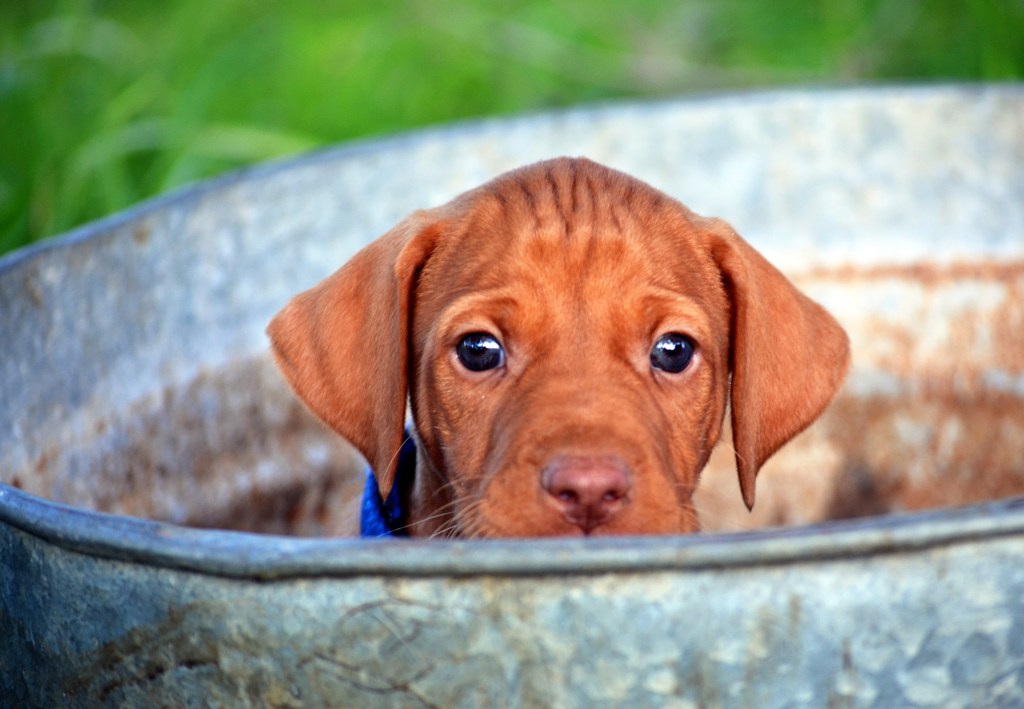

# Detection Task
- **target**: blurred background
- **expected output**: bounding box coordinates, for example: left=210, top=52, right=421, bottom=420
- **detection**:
left=1, top=0, right=1021, bottom=256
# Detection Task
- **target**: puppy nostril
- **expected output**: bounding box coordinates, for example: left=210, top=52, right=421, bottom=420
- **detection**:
left=558, top=491, right=578, bottom=504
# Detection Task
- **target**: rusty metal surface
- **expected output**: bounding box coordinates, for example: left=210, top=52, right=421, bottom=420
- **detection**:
left=695, top=260, right=1024, bottom=531
left=2, top=85, right=1024, bottom=706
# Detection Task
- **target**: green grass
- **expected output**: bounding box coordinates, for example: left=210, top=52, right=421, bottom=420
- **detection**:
left=2, top=0, right=1022, bottom=255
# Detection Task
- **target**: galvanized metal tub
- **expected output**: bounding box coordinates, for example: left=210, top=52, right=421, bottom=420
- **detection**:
left=2, top=85, right=1023, bottom=707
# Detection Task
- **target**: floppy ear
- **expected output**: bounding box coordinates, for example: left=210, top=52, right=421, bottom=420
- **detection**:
left=702, top=219, right=850, bottom=510
left=266, top=210, right=445, bottom=496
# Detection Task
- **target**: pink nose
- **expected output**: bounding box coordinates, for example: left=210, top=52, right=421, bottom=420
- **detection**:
left=542, top=456, right=631, bottom=534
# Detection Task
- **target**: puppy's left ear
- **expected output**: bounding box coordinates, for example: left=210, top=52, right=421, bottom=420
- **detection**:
left=701, top=218, right=850, bottom=511
left=266, top=209, right=446, bottom=497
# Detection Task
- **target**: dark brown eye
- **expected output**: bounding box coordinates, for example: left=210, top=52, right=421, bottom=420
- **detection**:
left=456, top=333, right=505, bottom=372
left=650, top=333, right=695, bottom=373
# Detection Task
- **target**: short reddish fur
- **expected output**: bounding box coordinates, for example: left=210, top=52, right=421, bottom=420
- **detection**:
left=268, top=158, right=850, bottom=538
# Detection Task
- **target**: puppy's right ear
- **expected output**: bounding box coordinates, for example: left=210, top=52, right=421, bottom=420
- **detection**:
left=266, top=209, right=445, bottom=496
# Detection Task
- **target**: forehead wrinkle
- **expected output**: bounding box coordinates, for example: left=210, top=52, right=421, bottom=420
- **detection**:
left=511, top=178, right=541, bottom=230
left=544, top=171, right=562, bottom=220
left=490, top=159, right=677, bottom=250
left=508, top=163, right=599, bottom=242
left=429, top=160, right=716, bottom=322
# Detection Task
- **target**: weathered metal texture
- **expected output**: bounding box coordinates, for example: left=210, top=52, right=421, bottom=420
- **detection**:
left=4, top=490, right=1024, bottom=708
left=2, top=85, right=1023, bottom=706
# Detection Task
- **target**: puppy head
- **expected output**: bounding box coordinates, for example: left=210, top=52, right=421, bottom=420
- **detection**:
left=268, top=158, right=849, bottom=537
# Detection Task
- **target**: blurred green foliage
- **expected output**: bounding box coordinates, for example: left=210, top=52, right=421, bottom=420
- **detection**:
left=1, top=0, right=1021, bottom=255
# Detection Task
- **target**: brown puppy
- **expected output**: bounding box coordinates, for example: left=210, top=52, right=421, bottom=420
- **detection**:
left=268, top=157, right=849, bottom=538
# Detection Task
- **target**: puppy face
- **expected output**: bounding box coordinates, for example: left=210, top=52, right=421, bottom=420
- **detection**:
left=268, top=158, right=849, bottom=538
left=409, top=170, right=732, bottom=536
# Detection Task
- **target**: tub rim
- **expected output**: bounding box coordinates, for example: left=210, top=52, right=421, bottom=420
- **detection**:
left=3, top=483, right=1023, bottom=579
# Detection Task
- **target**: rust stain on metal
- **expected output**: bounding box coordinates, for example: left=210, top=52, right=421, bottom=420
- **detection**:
left=66, top=603, right=223, bottom=702
left=699, top=257, right=1024, bottom=533
left=27, top=356, right=365, bottom=536
left=801, top=260, right=1024, bottom=285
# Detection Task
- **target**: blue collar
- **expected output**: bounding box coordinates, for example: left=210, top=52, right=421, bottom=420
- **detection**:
left=360, top=434, right=417, bottom=537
